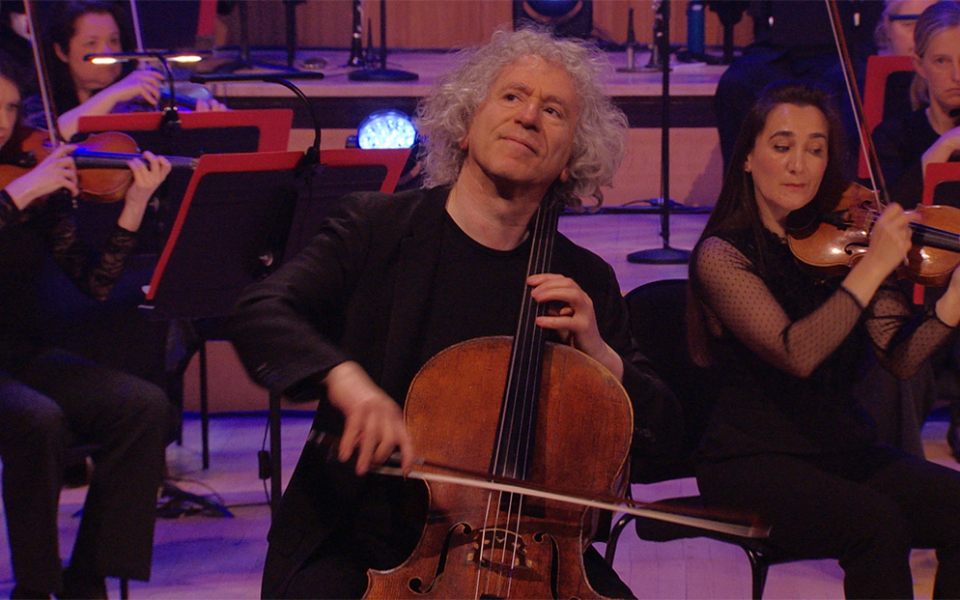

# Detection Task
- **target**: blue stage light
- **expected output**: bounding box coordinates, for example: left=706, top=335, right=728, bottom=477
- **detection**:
left=527, top=1, right=579, bottom=18
left=357, top=110, right=417, bottom=149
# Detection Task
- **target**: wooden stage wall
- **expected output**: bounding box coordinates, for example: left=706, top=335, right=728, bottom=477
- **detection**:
left=221, top=0, right=756, bottom=52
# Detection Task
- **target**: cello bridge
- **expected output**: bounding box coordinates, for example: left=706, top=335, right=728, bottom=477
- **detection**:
left=466, top=528, right=532, bottom=570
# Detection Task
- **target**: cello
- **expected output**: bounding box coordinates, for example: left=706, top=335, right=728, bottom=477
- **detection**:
left=363, top=193, right=634, bottom=599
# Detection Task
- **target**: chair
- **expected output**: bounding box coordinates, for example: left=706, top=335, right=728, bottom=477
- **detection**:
left=606, top=279, right=792, bottom=600
left=922, top=161, right=960, bottom=207
left=859, top=55, right=916, bottom=180
left=912, top=162, right=960, bottom=305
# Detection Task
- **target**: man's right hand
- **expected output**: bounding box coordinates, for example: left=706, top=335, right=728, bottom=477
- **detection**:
left=323, top=361, right=414, bottom=476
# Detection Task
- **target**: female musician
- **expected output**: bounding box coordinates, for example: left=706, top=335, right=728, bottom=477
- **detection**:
left=875, top=0, right=938, bottom=55
left=872, top=0, right=960, bottom=457
left=27, top=0, right=225, bottom=141
left=874, top=0, right=960, bottom=207
left=0, top=53, right=172, bottom=599
left=689, top=81, right=960, bottom=598
left=228, top=28, right=680, bottom=599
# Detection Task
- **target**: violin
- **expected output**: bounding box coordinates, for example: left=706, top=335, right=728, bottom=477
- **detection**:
left=0, top=126, right=196, bottom=203
left=786, top=1, right=960, bottom=289
left=788, top=181, right=960, bottom=287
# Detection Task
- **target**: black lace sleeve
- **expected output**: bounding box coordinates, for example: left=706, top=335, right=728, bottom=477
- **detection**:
left=695, top=235, right=955, bottom=380
left=0, top=189, right=20, bottom=229
left=695, top=236, right=865, bottom=378
left=864, top=284, right=956, bottom=378
left=39, top=197, right=139, bottom=301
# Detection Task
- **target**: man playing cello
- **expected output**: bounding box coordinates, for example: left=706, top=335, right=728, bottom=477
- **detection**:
left=227, top=27, right=679, bottom=599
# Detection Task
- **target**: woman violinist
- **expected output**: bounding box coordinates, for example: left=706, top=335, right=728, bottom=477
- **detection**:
left=0, top=53, right=172, bottom=599
left=874, top=0, right=960, bottom=207
left=25, top=0, right=225, bottom=141
left=689, top=81, right=960, bottom=598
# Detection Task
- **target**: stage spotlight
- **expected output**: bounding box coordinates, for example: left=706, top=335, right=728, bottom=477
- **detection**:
left=356, top=110, right=417, bottom=150
left=513, top=0, right=593, bottom=39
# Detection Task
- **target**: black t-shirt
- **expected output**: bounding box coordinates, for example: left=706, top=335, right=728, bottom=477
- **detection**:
left=416, top=213, right=532, bottom=369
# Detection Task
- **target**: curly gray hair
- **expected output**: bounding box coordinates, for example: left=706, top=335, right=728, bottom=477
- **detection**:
left=415, top=27, right=628, bottom=207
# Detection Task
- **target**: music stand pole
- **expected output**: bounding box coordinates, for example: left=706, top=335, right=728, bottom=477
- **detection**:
left=628, top=0, right=691, bottom=265
left=285, top=0, right=297, bottom=68
left=216, top=0, right=301, bottom=74
left=348, top=0, right=417, bottom=82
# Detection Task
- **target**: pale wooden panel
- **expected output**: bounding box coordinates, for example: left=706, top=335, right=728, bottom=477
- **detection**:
left=607, top=127, right=723, bottom=207
left=297, top=0, right=355, bottom=48
left=218, top=0, right=755, bottom=51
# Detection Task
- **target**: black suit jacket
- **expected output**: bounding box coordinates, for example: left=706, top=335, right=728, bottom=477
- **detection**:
left=227, top=186, right=681, bottom=594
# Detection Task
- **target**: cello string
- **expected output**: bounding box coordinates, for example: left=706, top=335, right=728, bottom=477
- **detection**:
left=483, top=196, right=546, bottom=596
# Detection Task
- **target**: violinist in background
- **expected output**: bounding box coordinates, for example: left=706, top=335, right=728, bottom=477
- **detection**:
left=873, top=0, right=938, bottom=121
left=25, top=0, right=225, bottom=142
left=874, top=0, right=960, bottom=207
left=0, top=1, right=33, bottom=95
left=712, top=0, right=883, bottom=175
left=228, top=27, right=680, bottom=599
left=0, top=53, right=172, bottom=599
left=876, top=0, right=938, bottom=55
left=689, top=81, right=960, bottom=598
left=872, top=0, right=960, bottom=457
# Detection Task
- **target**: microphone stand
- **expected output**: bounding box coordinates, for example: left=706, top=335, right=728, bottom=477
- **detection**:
left=347, top=0, right=365, bottom=67
left=627, top=0, right=691, bottom=265
left=348, top=0, right=417, bottom=82
left=216, top=0, right=302, bottom=74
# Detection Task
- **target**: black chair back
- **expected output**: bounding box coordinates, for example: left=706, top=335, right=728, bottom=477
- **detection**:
left=625, top=279, right=711, bottom=483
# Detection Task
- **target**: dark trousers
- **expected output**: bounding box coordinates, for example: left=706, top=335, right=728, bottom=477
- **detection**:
left=696, top=445, right=960, bottom=599
left=0, top=349, right=169, bottom=595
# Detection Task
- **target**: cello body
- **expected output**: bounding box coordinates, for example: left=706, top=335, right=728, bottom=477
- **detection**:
left=364, top=336, right=633, bottom=599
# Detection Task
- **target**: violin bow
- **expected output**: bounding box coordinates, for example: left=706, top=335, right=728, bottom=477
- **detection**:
left=825, top=0, right=891, bottom=205
left=22, top=0, right=64, bottom=144
left=309, top=431, right=770, bottom=540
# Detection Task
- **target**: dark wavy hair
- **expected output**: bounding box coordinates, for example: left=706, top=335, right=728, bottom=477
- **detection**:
left=687, top=81, right=850, bottom=366
left=0, top=50, right=27, bottom=160
left=41, top=1, right=136, bottom=114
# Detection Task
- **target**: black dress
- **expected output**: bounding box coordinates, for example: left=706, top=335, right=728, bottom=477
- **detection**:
left=692, top=227, right=960, bottom=598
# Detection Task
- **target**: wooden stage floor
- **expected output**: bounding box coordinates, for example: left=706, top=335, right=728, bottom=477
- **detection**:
left=2, top=210, right=958, bottom=599
left=1, top=414, right=955, bottom=599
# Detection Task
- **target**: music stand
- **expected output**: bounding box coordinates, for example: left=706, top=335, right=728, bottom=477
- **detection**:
left=75, top=109, right=293, bottom=251
left=78, top=108, right=294, bottom=451
left=146, top=148, right=408, bottom=515
left=284, top=148, right=410, bottom=259
left=77, top=108, right=294, bottom=154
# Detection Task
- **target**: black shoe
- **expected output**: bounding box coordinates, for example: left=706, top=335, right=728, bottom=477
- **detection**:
left=10, top=586, right=52, bottom=600
left=58, top=568, right=106, bottom=600
left=948, top=422, right=960, bottom=460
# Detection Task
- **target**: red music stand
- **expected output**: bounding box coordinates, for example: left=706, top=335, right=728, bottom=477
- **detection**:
left=283, top=148, right=410, bottom=260
left=77, top=108, right=293, bottom=153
